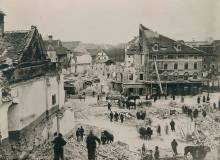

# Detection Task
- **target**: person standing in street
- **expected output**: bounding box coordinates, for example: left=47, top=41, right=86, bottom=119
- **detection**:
left=79, top=126, right=84, bottom=141
left=203, top=95, right=206, bottom=103
left=207, top=94, right=210, bottom=102
left=165, top=123, right=169, bottom=135
left=197, top=96, right=200, bottom=104
left=170, top=119, right=175, bottom=132
left=154, top=146, right=160, bottom=160
left=142, top=143, right=146, bottom=153
left=53, top=133, right=66, bottom=160
left=92, top=91, right=95, bottom=97
left=76, top=128, right=81, bottom=142
left=110, top=111, right=113, bottom=122
left=157, top=125, right=161, bottom=136
left=83, top=92, right=86, bottom=102
left=114, top=112, right=119, bottom=122
left=97, top=94, right=100, bottom=103
left=86, top=130, right=101, bottom=160
left=107, top=102, right=112, bottom=111
left=202, top=110, right=207, bottom=118
left=171, top=139, right=178, bottom=156
left=120, top=114, right=124, bottom=123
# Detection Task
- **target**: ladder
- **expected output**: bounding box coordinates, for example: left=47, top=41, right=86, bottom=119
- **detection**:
left=153, top=57, right=164, bottom=94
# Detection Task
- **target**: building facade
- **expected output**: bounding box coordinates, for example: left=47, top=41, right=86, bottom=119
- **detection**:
left=113, top=24, right=207, bottom=96
left=186, top=40, right=220, bottom=91
left=0, top=12, right=65, bottom=140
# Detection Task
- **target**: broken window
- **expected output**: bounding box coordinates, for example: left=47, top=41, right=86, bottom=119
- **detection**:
left=129, top=74, right=133, bottom=80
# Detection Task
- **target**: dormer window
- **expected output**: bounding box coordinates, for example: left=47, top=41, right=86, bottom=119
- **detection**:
left=174, top=43, right=181, bottom=51
left=152, top=43, right=159, bottom=51
left=177, top=44, right=181, bottom=51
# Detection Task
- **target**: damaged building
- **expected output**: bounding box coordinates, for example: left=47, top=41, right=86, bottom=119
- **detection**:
left=113, top=24, right=209, bottom=96
left=0, top=11, right=65, bottom=140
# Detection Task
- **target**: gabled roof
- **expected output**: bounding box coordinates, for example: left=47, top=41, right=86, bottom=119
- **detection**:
left=44, top=40, right=68, bottom=55
left=0, top=29, right=34, bottom=63
left=139, top=24, right=207, bottom=55
left=87, top=48, right=100, bottom=56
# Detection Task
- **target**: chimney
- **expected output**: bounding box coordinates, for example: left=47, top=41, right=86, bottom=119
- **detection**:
left=0, top=11, right=5, bottom=37
left=48, top=35, right=53, bottom=42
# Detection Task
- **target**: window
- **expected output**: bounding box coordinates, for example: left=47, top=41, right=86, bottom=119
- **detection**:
left=212, top=65, right=215, bottom=69
left=52, top=94, right=56, bottom=105
left=157, top=55, right=164, bottom=59
left=203, top=65, right=207, bottom=69
left=184, top=62, right=188, bottom=69
left=129, top=74, right=133, bottom=80
left=194, top=62, right=198, bottom=69
left=194, top=56, right=198, bottom=59
left=164, top=63, right=168, bottom=70
left=153, top=44, right=159, bottom=51
left=193, top=73, right=198, bottom=79
left=140, top=74, right=144, bottom=80
left=177, top=44, right=181, bottom=51
left=173, top=72, right=178, bottom=81
left=173, top=75, right=178, bottom=80
left=128, top=56, right=131, bottom=58
left=178, top=55, right=184, bottom=59
left=153, top=56, right=157, bottom=60
left=174, top=63, right=178, bottom=70
left=184, top=72, right=189, bottom=80
left=168, top=55, right=174, bottom=59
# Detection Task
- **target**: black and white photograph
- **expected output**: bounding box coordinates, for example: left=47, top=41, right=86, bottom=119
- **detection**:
left=0, top=0, right=220, bottom=159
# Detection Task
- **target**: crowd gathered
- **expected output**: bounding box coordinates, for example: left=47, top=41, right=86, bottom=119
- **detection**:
left=51, top=90, right=220, bottom=160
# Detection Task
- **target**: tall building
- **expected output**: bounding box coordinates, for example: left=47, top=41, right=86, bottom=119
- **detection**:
left=113, top=24, right=208, bottom=96
left=186, top=40, right=220, bottom=91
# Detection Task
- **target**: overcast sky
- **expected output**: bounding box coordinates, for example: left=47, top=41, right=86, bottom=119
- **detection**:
left=1, top=0, right=219, bottom=44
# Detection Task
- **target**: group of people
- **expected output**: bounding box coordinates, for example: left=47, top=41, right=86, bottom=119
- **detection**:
left=156, top=120, right=175, bottom=136
left=182, top=105, right=207, bottom=121
left=109, top=111, right=124, bottom=123
left=142, top=139, right=178, bottom=160
left=197, top=95, right=210, bottom=104
left=76, top=126, right=85, bottom=142
left=139, top=119, right=176, bottom=141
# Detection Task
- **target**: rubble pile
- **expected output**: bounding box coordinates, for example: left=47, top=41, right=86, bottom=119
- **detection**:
left=97, top=141, right=133, bottom=160
left=196, top=115, right=220, bottom=149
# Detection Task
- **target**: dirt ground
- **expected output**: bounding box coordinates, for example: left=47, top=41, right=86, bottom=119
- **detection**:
left=65, top=91, right=220, bottom=160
